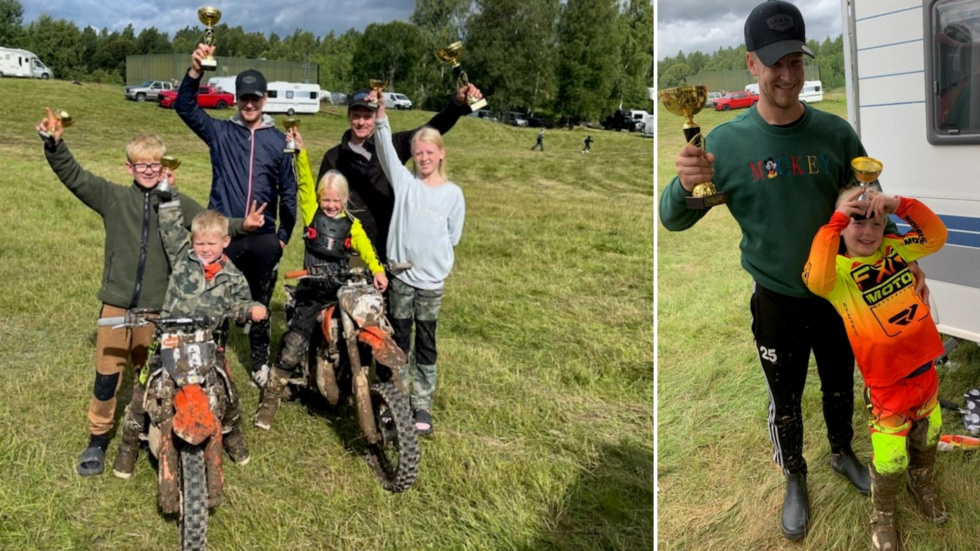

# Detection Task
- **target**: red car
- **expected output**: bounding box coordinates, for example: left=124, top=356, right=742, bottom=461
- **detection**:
left=713, top=91, right=759, bottom=111
left=159, top=85, right=234, bottom=109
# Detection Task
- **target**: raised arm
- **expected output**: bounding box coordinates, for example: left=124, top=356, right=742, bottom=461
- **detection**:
left=390, top=84, right=481, bottom=164
left=888, top=196, right=949, bottom=261
left=276, top=146, right=298, bottom=246
left=157, top=193, right=190, bottom=266
left=373, top=93, right=414, bottom=192
left=174, top=45, right=218, bottom=144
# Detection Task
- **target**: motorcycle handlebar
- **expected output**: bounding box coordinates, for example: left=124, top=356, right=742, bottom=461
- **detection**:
left=97, top=312, right=224, bottom=329
left=97, top=316, right=128, bottom=327
left=284, top=261, right=413, bottom=280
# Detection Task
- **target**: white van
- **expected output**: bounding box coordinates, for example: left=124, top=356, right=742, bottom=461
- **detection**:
left=265, top=81, right=321, bottom=115
left=745, top=83, right=760, bottom=94
left=207, top=76, right=237, bottom=96
left=800, top=80, right=824, bottom=103
left=384, top=92, right=413, bottom=109
left=0, top=47, right=53, bottom=79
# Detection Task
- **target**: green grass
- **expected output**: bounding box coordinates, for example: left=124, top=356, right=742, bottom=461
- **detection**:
left=657, top=89, right=980, bottom=549
left=0, top=78, right=653, bottom=550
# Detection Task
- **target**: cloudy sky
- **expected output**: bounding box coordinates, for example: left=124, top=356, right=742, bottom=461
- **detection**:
left=657, top=0, right=843, bottom=60
left=22, top=0, right=417, bottom=39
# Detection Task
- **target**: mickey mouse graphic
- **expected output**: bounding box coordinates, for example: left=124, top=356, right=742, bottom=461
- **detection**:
left=765, top=157, right=778, bottom=179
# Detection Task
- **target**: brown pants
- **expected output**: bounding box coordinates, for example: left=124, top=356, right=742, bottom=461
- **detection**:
left=88, top=304, right=154, bottom=436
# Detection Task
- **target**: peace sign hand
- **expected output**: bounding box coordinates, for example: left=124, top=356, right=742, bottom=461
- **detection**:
left=243, top=201, right=268, bottom=231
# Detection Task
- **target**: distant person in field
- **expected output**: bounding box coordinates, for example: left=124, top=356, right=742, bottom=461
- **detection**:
left=582, top=135, right=593, bottom=153
left=804, top=186, right=948, bottom=551
left=175, top=44, right=298, bottom=389
left=531, top=128, right=545, bottom=151
left=317, top=83, right=482, bottom=263
left=372, top=90, right=465, bottom=436
left=35, top=108, right=235, bottom=477
left=659, top=0, right=929, bottom=541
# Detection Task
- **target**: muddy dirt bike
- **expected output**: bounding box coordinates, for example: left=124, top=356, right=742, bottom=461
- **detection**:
left=283, top=262, right=420, bottom=492
left=99, top=311, right=239, bottom=551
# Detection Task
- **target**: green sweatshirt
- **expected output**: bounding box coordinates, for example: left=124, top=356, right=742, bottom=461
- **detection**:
left=659, top=106, right=886, bottom=298
left=44, top=140, right=211, bottom=309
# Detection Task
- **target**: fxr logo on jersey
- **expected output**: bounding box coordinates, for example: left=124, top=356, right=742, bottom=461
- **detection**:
left=849, top=246, right=912, bottom=306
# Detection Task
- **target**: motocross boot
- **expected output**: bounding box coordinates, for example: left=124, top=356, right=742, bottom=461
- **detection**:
left=870, top=463, right=903, bottom=551
left=112, top=384, right=147, bottom=480
left=254, top=367, right=290, bottom=430
left=906, top=419, right=947, bottom=524
left=222, top=426, right=250, bottom=465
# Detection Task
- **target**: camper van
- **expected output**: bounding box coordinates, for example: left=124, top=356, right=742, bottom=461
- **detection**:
left=265, top=81, right=321, bottom=115
left=0, top=47, right=53, bottom=79
left=842, top=0, right=980, bottom=348
left=800, top=80, right=824, bottom=103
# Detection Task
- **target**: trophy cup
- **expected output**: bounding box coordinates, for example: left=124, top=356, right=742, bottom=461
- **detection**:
left=38, top=109, right=73, bottom=142
left=435, top=41, right=487, bottom=112
left=659, top=86, right=726, bottom=209
left=283, top=117, right=300, bottom=154
left=156, top=155, right=181, bottom=196
left=850, top=156, right=883, bottom=220
left=197, top=6, right=221, bottom=71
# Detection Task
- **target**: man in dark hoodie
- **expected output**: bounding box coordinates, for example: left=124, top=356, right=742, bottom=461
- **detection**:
left=175, top=44, right=298, bottom=388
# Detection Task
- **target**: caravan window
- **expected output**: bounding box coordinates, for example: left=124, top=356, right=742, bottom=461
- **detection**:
left=926, top=0, right=980, bottom=143
left=286, top=91, right=294, bottom=99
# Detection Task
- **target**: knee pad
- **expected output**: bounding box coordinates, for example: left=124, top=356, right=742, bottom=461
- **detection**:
left=93, top=372, right=120, bottom=401
left=390, top=318, right=412, bottom=352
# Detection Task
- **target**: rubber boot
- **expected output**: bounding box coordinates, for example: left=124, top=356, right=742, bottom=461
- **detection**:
left=870, top=464, right=903, bottom=551
left=253, top=367, right=289, bottom=430
left=781, top=470, right=810, bottom=540
left=906, top=419, right=947, bottom=525
left=830, top=447, right=872, bottom=495
left=112, top=384, right=146, bottom=479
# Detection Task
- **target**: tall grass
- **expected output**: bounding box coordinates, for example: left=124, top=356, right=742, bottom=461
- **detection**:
left=657, top=90, right=980, bottom=550
left=0, top=78, right=653, bottom=550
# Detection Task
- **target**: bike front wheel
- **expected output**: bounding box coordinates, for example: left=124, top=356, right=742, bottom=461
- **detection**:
left=179, top=445, right=208, bottom=551
left=365, top=382, right=419, bottom=492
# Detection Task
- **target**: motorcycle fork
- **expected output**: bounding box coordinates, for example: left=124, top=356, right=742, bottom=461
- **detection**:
left=342, top=310, right=379, bottom=444
left=205, top=433, right=224, bottom=509
left=158, top=419, right=180, bottom=515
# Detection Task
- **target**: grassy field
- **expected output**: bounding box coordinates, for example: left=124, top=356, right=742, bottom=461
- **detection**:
left=0, top=78, right=653, bottom=550
left=657, top=88, right=980, bottom=550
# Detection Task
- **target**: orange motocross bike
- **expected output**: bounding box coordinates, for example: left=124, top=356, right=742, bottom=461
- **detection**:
left=99, top=312, right=238, bottom=551
left=283, top=262, right=420, bottom=492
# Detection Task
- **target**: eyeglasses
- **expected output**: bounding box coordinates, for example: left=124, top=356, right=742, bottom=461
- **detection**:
left=131, top=162, right=162, bottom=172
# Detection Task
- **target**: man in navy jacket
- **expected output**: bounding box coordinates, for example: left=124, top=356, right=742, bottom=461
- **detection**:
left=176, top=43, right=298, bottom=387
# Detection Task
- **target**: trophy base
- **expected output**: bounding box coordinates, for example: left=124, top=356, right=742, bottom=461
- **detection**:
left=686, top=192, right=726, bottom=210
left=283, top=148, right=296, bottom=154
left=468, top=98, right=488, bottom=112
left=200, top=59, right=217, bottom=71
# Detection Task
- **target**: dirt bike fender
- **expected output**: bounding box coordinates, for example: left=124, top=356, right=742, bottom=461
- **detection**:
left=173, top=384, right=220, bottom=445
left=358, top=326, right=406, bottom=367
left=320, top=304, right=337, bottom=344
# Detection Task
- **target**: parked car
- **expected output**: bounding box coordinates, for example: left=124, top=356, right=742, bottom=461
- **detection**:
left=705, top=91, right=723, bottom=107
left=601, top=109, right=645, bottom=132
left=331, top=91, right=348, bottom=105
left=713, top=91, right=759, bottom=111
left=503, top=112, right=529, bottom=127
left=468, top=109, right=498, bottom=122
left=384, top=92, right=413, bottom=109
left=159, top=85, right=234, bottom=109
left=125, top=80, right=176, bottom=102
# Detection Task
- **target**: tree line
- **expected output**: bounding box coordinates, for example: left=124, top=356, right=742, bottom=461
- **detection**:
left=0, top=0, right=653, bottom=123
left=657, top=34, right=846, bottom=90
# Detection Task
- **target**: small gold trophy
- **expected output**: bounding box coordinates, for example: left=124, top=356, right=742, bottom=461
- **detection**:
left=283, top=117, right=300, bottom=154
left=435, top=41, right=487, bottom=111
left=851, top=156, right=883, bottom=220
left=156, top=155, right=181, bottom=195
left=197, top=6, right=221, bottom=71
left=659, top=86, right=726, bottom=209
left=38, top=109, right=73, bottom=141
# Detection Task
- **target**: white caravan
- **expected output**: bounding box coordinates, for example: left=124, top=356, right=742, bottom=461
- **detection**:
left=265, top=81, right=321, bottom=115
left=842, top=0, right=980, bottom=350
left=0, top=47, right=53, bottom=79
left=800, top=80, right=824, bottom=103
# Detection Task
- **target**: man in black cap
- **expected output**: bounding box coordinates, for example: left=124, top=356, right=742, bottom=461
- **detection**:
left=175, top=44, right=297, bottom=389
left=659, top=0, right=928, bottom=542
left=317, top=83, right=482, bottom=262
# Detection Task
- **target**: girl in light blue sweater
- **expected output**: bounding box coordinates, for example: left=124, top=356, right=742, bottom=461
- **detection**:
left=372, top=91, right=465, bottom=436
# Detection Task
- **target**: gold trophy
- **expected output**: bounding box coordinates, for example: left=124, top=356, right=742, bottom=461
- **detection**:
left=38, top=109, right=73, bottom=141
left=435, top=41, right=487, bottom=111
left=156, top=155, right=181, bottom=195
left=659, top=86, right=726, bottom=209
left=197, top=6, right=221, bottom=71
left=851, top=156, right=883, bottom=220
left=283, top=117, right=300, bottom=154
left=369, top=78, right=386, bottom=106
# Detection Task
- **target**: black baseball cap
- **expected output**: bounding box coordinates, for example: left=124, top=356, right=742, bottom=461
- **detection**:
left=744, top=0, right=814, bottom=67
left=348, top=89, right=378, bottom=110
left=235, top=69, right=267, bottom=99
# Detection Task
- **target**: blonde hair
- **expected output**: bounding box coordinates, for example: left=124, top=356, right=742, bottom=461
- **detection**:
left=836, top=181, right=883, bottom=208
left=126, top=134, right=166, bottom=163
left=411, top=127, right=448, bottom=180
left=317, top=170, right=350, bottom=211
left=191, top=210, right=229, bottom=239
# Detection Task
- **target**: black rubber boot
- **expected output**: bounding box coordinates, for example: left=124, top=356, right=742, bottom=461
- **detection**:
left=831, top=447, right=872, bottom=495
left=781, top=470, right=811, bottom=540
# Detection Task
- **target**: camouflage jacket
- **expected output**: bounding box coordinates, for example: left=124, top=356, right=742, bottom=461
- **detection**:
left=158, top=196, right=258, bottom=322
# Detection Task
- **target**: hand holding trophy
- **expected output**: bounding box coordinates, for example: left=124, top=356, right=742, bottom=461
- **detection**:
left=435, top=41, right=487, bottom=112
left=283, top=117, right=300, bottom=154
left=156, top=155, right=181, bottom=198
left=197, top=6, right=221, bottom=71
left=850, top=156, right=882, bottom=221
left=38, top=107, right=73, bottom=143
left=659, top=86, right=726, bottom=209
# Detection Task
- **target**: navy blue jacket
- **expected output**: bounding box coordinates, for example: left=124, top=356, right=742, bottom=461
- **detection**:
left=175, top=71, right=297, bottom=244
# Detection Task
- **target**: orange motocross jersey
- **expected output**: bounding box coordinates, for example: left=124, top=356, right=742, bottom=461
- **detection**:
left=803, top=197, right=948, bottom=387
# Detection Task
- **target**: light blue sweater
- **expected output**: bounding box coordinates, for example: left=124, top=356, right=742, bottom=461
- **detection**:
left=375, top=117, right=465, bottom=289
